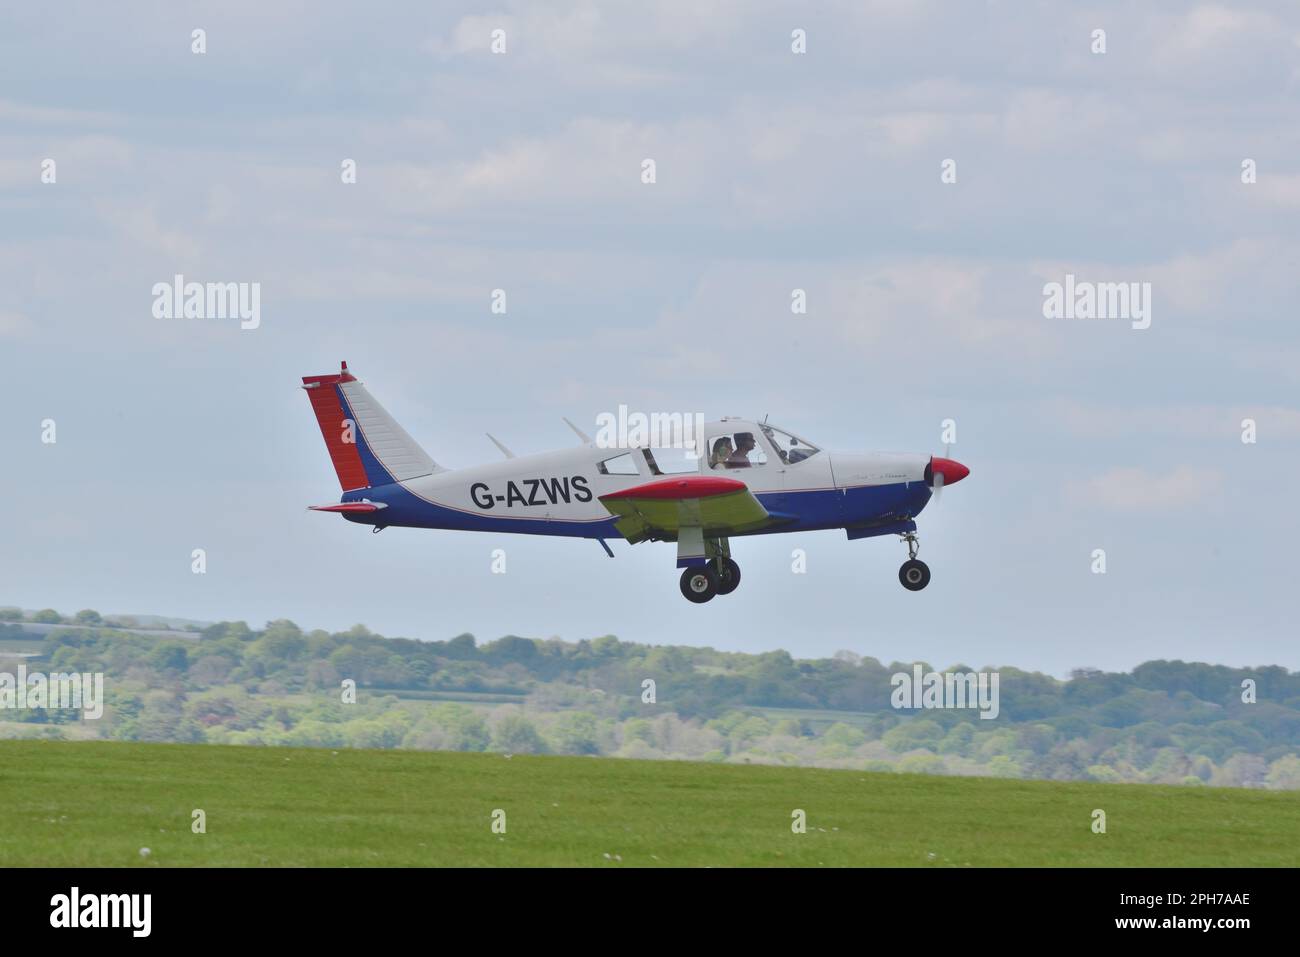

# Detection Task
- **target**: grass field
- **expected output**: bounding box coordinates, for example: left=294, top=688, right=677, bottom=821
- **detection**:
left=2, top=740, right=1297, bottom=866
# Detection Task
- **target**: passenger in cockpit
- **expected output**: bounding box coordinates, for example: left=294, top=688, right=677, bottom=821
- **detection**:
left=709, top=437, right=734, bottom=469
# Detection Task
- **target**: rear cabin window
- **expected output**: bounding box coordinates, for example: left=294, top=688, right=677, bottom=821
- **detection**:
left=597, top=452, right=640, bottom=476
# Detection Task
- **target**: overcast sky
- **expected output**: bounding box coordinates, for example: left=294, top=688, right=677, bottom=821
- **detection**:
left=3, top=1, right=1298, bottom=676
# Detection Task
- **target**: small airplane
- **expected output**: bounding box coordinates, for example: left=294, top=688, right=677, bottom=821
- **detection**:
left=303, top=363, right=969, bottom=603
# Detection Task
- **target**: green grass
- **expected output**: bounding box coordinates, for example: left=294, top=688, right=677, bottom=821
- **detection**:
left=2, top=740, right=1296, bottom=867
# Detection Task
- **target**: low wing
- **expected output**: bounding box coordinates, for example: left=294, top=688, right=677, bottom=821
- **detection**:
left=598, top=476, right=784, bottom=542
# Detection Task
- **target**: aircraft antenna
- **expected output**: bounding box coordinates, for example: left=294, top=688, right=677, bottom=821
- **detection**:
left=562, top=417, right=592, bottom=444
left=486, top=434, right=516, bottom=459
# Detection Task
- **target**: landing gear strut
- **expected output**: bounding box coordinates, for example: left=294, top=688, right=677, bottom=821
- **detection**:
left=898, top=532, right=930, bottom=591
left=716, top=557, right=741, bottom=595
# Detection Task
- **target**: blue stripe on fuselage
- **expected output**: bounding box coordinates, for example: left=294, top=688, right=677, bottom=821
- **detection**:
left=340, top=480, right=933, bottom=539
left=344, top=482, right=620, bottom=538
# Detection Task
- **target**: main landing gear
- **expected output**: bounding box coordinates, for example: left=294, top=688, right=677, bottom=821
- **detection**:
left=679, top=556, right=741, bottom=603
left=898, top=531, right=931, bottom=592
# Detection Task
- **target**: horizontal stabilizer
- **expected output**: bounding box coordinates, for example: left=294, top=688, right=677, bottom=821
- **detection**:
left=308, top=501, right=388, bottom=513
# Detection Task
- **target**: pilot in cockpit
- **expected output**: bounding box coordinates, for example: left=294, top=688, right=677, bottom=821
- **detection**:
left=725, top=432, right=756, bottom=468
left=709, top=437, right=734, bottom=469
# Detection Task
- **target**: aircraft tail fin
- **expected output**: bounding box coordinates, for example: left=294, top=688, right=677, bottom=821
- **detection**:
left=301, top=362, right=440, bottom=491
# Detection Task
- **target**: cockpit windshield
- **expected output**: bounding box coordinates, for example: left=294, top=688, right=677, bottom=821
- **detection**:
left=760, top=424, right=821, bottom=465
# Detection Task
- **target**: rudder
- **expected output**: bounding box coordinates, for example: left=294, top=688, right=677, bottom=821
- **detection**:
left=301, top=361, right=439, bottom=491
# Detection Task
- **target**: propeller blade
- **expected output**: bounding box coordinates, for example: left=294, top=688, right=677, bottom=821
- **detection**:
left=927, top=455, right=970, bottom=501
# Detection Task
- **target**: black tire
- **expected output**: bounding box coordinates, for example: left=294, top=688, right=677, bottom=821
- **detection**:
left=716, top=558, right=742, bottom=595
left=899, top=559, right=931, bottom=591
left=680, top=565, right=719, bottom=603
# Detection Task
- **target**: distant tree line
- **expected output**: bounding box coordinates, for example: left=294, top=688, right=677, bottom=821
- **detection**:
left=0, top=609, right=1296, bottom=789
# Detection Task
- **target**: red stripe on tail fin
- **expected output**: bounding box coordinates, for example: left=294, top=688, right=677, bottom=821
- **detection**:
left=302, top=362, right=369, bottom=491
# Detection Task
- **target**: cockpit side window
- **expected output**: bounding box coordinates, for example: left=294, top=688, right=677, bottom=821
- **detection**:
left=760, top=425, right=820, bottom=465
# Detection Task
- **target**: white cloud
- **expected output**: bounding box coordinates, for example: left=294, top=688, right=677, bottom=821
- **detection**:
left=1044, top=400, right=1300, bottom=441
left=0, top=98, right=119, bottom=128
left=0, top=311, right=35, bottom=338
left=1251, top=174, right=1300, bottom=209
left=1067, top=465, right=1223, bottom=509
left=443, top=15, right=519, bottom=55
left=93, top=201, right=201, bottom=261
left=1001, top=89, right=1121, bottom=153
left=1165, top=4, right=1276, bottom=56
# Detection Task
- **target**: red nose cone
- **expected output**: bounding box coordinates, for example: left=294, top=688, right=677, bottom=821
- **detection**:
left=930, top=457, right=970, bottom=486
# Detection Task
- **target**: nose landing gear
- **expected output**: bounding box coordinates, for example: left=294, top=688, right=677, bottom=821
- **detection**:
left=898, top=532, right=930, bottom=591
